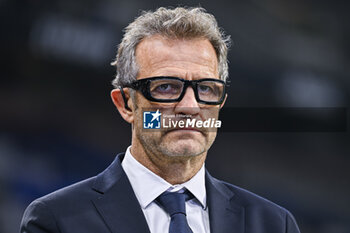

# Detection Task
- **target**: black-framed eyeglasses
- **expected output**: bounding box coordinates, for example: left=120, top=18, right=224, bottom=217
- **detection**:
left=120, top=76, right=226, bottom=109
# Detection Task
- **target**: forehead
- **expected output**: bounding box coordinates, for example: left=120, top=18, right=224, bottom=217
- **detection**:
left=135, top=35, right=219, bottom=79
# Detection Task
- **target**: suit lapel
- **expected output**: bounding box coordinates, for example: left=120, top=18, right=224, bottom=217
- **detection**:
left=90, top=154, right=245, bottom=233
left=206, top=172, right=245, bottom=233
left=91, top=154, right=150, bottom=233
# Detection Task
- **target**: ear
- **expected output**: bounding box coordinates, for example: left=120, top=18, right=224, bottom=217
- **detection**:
left=111, top=88, right=134, bottom=124
left=219, top=94, right=227, bottom=109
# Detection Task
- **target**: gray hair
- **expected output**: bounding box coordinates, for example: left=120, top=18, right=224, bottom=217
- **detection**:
left=111, top=7, right=231, bottom=88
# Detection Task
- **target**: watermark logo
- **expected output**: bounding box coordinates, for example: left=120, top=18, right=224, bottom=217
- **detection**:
left=143, top=110, right=161, bottom=129
left=142, top=109, right=222, bottom=130
left=141, top=107, right=347, bottom=132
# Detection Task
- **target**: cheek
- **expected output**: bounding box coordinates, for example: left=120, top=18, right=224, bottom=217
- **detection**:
left=207, top=131, right=217, bottom=142
left=201, top=106, right=220, bottom=118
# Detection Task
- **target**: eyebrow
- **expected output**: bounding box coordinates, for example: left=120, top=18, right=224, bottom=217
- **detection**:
left=151, top=74, right=218, bottom=80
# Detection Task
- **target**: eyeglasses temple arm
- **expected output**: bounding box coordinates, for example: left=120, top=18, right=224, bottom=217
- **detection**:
left=119, top=87, right=131, bottom=111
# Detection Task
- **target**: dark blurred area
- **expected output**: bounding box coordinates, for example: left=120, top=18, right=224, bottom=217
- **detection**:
left=0, top=0, right=349, bottom=232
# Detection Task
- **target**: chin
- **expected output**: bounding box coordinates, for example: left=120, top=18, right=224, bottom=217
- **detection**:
left=160, top=140, right=205, bottom=157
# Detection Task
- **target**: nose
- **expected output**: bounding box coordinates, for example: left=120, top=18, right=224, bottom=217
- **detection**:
left=174, top=87, right=200, bottom=115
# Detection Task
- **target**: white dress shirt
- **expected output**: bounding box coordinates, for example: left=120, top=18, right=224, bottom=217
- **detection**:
left=121, top=146, right=210, bottom=233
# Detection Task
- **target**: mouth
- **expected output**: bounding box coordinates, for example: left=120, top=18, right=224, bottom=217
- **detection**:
left=165, top=127, right=205, bottom=135
left=161, top=116, right=211, bottom=135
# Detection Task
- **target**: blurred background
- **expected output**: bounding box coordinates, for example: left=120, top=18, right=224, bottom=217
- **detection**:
left=0, top=0, right=349, bottom=232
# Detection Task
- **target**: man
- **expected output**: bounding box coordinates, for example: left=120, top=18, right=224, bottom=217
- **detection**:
left=21, top=7, right=300, bottom=233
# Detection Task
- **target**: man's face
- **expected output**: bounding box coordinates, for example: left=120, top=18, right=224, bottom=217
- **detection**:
left=131, top=35, right=224, bottom=161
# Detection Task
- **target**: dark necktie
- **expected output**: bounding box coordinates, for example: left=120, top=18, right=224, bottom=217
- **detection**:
left=156, top=191, right=194, bottom=233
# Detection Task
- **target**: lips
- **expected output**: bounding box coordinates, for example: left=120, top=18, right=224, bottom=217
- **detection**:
left=172, top=127, right=201, bottom=132
left=161, top=116, right=211, bottom=135
left=164, top=125, right=206, bottom=135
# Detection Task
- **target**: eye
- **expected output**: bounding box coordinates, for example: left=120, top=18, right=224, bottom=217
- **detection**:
left=152, top=82, right=182, bottom=94
left=157, top=84, right=172, bottom=92
left=198, top=84, right=213, bottom=93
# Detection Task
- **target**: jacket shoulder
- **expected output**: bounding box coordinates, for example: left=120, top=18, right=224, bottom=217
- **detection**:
left=24, top=176, right=100, bottom=221
left=215, top=178, right=300, bottom=232
left=216, top=178, right=285, bottom=210
left=21, top=176, right=101, bottom=233
left=36, top=176, right=98, bottom=204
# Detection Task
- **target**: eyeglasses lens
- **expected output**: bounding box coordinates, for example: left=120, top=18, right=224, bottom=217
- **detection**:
left=149, top=79, right=183, bottom=99
left=197, top=81, right=224, bottom=102
left=149, top=79, right=224, bottom=102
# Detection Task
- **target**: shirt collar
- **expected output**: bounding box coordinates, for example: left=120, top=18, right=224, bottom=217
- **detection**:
left=121, top=146, right=207, bottom=209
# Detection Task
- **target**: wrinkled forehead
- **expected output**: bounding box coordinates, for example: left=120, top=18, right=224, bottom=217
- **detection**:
left=135, top=35, right=219, bottom=79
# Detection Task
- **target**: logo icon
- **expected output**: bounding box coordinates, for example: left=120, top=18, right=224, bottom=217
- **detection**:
left=143, top=110, right=161, bottom=129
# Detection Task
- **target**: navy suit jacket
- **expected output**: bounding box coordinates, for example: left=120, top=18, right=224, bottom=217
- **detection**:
left=21, top=153, right=300, bottom=233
